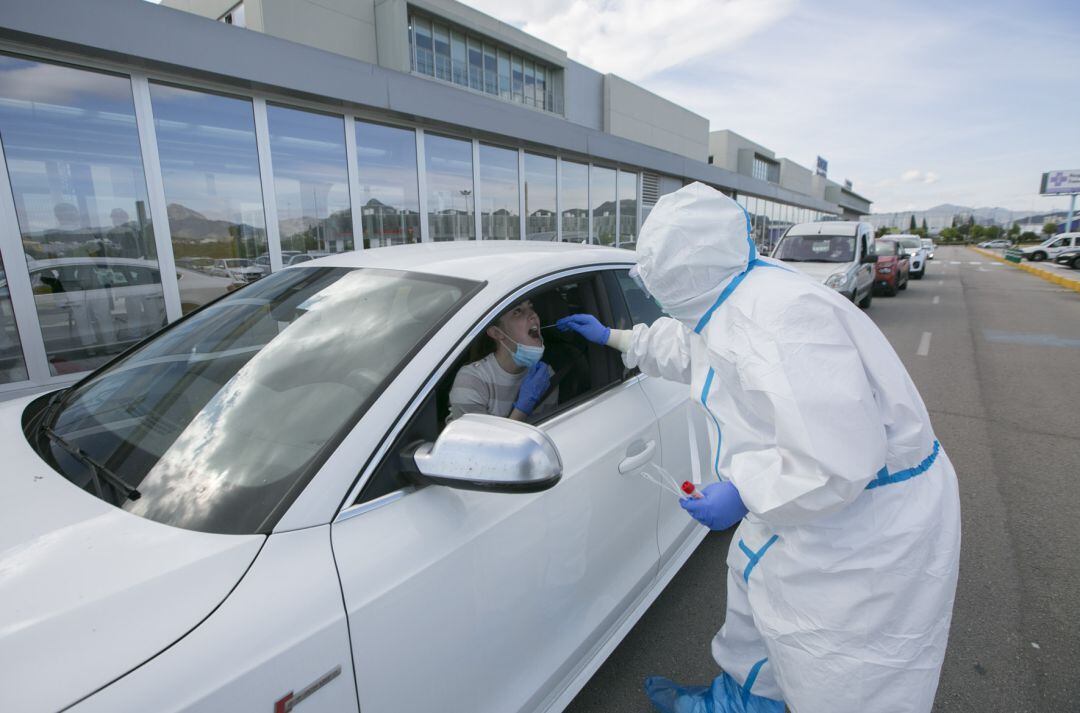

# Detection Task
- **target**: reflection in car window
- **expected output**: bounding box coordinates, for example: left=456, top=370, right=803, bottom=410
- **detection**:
left=773, top=235, right=855, bottom=263
left=615, top=270, right=664, bottom=326
left=36, top=267, right=480, bottom=534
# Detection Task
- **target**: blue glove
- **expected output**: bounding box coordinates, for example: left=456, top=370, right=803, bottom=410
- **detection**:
left=680, top=480, right=748, bottom=531
left=513, top=361, right=551, bottom=415
left=556, top=313, right=611, bottom=345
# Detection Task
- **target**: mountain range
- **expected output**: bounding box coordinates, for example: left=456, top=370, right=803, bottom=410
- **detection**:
left=869, top=203, right=1072, bottom=230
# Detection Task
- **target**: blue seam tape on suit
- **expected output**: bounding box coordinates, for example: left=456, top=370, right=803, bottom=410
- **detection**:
left=700, top=368, right=722, bottom=478
left=866, top=441, right=940, bottom=490
left=739, top=535, right=780, bottom=582
left=741, top=657, right=769, bottom=704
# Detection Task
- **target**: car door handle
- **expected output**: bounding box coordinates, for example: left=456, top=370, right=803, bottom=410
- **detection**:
left=619, top=440, right=657, bottom=473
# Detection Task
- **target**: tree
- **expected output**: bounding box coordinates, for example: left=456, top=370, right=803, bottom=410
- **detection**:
left=875, top=226, right=894, bottom=239
left=939, top=227, right=959, bottom=242
left=1008, top=222, right=1021, bottom=238
left=971, top=224, right=986, bottom=240
left=1043, top=222, right=1058, bottom=238
left=909, top=214, right=917, bottom=232
left=922, top=218, right=928, bottom=234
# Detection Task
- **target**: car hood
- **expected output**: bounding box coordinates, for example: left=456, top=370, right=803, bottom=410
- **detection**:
left=776, top=260, right=850, bottom=283
left=0, top=396, right=264, bottom=712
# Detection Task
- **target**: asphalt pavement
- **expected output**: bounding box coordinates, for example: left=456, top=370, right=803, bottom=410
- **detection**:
left=566, top=246, right=1080, bottom=713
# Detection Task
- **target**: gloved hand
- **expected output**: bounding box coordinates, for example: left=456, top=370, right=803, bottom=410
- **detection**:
left=513, top=361, right=551, bottom=416
left=556, top=314, right=611, bottom=345
left=680, top=480, right=748, bottom=531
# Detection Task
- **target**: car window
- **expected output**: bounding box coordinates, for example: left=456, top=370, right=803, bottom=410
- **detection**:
left=355, top=270, right=623, bottom=506
left=773, top=234, right=855, bottom=263
left=610, top=269, right=663, bottom=326
left=34, top=267, right=481, bottom=534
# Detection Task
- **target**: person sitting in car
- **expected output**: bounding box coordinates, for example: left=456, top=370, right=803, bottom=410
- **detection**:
left=447, top=298, right=557, bottom=423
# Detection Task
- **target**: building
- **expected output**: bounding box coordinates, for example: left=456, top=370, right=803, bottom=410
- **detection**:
left=0, top=0, right=870, bottom=400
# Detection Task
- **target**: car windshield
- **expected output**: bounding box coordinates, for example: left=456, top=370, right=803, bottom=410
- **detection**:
left=899, top=237, right=922, bottom=250
left=773, top=234, right=855, bottom=262
left=872, top=240, right=898, bottom=256
left=33, top=267, right=480, bottom=534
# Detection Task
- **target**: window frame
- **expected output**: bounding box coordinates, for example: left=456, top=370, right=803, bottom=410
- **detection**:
left=335, top=262, right=636, bottom=516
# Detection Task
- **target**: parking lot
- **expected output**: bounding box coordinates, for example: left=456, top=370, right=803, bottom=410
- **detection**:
left=568, top=246, right=1080, bottom=713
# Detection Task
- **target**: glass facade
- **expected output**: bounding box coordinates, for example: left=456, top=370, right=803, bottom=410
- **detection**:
left=738, top=194, right=834, bottom=252
left=561, top=160, right=589, bottom=243
left=0, top=55, right=165, bottom=376
left=0, top=52, right=668, bottom=394
left=618, top=171, right=638, bottom=248
left=478, top=144, right=519, bottom=240
left=354, top=121, right=421, bottom=248
left=267, top=105, right=353, bottom=259
left=752, top=155, right=779, bottom=184
left=524, top=153, right=557, bottom=241
left=409, top=13, right=561, bottom=113
left=424, top=134, right=474, bottom=242
left=151, top=83, right=268, bottom=313
left=591, top=166, right=617, bottom=246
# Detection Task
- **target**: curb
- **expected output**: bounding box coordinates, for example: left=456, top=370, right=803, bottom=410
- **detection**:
left=968, top=246, right=1080, bottom=294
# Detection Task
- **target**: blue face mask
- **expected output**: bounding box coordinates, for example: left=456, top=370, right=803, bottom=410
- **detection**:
left=495, top=328, right=545, bottom=368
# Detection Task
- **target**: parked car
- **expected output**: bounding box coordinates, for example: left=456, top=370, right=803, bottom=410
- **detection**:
left=1021, top=232, right=1080, bottom=262
left=890, top=234, right=928, bottom=279
left=978, top=239, right=1012, bottom=249
left=871, top=239, right=910, bottom=296
left=0, top=242, right=713, bottom=713
left=920, top=238, right=935, bottom=259
left=1054, top=248, right=1080, bottom=269
left=771, top=221, right=876, bottom=308
left=209, top=257, right=263, bottom=283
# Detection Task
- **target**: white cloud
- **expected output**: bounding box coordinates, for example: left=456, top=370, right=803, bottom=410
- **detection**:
left=901, top=170, right=939, bottom=184
left=461, top=0, right=797, bottom=81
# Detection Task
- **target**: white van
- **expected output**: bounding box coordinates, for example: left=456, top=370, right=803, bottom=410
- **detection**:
left=770, top=221, right=877, bottom=308
left=1021, top=232, right=1080, bottom=262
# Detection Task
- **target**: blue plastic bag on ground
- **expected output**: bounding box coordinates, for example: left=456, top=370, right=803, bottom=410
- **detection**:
left=644, top=672, right=785, bottom=713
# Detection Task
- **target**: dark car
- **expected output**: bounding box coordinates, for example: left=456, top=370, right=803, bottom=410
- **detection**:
left=1054, top=248, right=1080, bottom=269
left=872, top=239, right=910, bottom=296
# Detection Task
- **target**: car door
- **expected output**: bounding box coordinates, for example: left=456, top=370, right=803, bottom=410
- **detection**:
left=603, top=270, right=716, bottom=562
left=330, top=269, right=661, bottom=713
left=856, top=231, right=874, bottom=296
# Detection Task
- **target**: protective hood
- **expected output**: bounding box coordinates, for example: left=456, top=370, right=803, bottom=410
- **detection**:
left=634, top=182, right=756, bottom=328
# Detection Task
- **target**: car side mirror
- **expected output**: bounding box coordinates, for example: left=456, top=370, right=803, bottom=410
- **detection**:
left=402, top=414, right=562, bottom=493
left=861, top=252, right=877, bottom=264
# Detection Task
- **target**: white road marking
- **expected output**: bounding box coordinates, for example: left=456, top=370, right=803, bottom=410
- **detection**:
left=917, top=332, right=932, bottom=356
left=933, top=296, right=940, bottom=304
left=937, top=280, right=944, bottom=286
left=969, top=261, right=982, bottom=265
left=950, top=261, right=962, bottom=265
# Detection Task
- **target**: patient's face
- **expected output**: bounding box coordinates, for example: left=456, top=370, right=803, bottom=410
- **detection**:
left=491, top=299, right=541, bottom=349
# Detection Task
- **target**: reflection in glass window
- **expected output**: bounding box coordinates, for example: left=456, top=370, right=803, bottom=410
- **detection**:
left=267, top=105, right=353, bottom=261
left=591, top=166, right=617, bottom=246
left=618, top=171, right=638, bottom=248
left=524, top=61, right=535, bottom=107
left=354, top=121, right=421, bottom=248
left=536, top=66, right=547, bottom=112
left=478, top=145, right=519, bottom=240
left=451, top=32, right=467, bottom=86
left=151, top=83, right=268, bottom=313
left=498, top=50, right=511, bottom=100
left=483, top=44, right=498, bottom=95
left=0, top=252, right=28, bottom=384
left=561, top=160, right=589, bottom=243
left=425, top=134, right=475, bottom=242
left=467, top=38, right=483, bottom=91
left=414, top=17, right=434, bottom=76
left=524, top=153, right=556, bottom=241
left=0, top=55, right=165, bottom=376
left=512, top=56, right=524, bottom=102
left=432, top=24, right=451, bottom=82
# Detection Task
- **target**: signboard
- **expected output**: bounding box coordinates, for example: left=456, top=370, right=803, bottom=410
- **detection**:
left=1040, top=169, right=1080, bottom=195
left=816, top=156, right=828, bottom=178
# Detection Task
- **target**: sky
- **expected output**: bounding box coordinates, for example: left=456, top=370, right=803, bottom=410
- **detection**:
left=459, top=0, right=1080, bottom=214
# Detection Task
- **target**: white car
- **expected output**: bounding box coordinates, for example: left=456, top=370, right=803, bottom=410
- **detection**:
left=1021, top=232, right=1080, bottom=262
left=0, top=242, right=712, bottom=713
left=920, top=238, right=935, bottom=260
left=210, top=257, right=263, bottom=283
left=978, top=239, right=1012, bottom=249
left=770, top=221, right=877, bottom=308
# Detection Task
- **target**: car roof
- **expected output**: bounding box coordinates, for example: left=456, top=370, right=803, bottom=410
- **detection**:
left=785, top=221, right=867, bottom=237
left=286, top=241, right=635, bottom=289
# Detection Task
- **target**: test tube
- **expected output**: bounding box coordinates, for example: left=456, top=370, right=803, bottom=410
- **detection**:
left=681, top=481, right=703, bottom=499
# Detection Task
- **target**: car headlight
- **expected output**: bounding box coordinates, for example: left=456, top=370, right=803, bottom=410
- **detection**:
left=824, top=273, right=848, bottom=289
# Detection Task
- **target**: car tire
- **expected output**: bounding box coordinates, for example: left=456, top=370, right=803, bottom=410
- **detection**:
left=899, top=275, right=909, bottom=290
left=858, top=288, right=873, bottom=309
left=912, top=269, right=923, bottom=280
left=1071, top=257, right=1080, bottom=270
left=1030, top=251, right=1047, bottom=262
left=887, top=283, right=898, bottom=297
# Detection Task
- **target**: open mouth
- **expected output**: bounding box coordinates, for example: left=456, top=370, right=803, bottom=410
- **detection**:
left=527, top=324, right=541, bottom=342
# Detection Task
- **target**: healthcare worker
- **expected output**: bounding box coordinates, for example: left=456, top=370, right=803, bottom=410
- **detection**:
left=557, top=182, right=961, bottom=713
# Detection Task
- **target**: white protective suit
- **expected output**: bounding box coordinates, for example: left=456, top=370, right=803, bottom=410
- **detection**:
left=615, top=183, right=961, bottom=712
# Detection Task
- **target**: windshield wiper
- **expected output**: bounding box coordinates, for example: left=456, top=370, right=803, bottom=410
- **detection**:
left=43, top=427, right=141, bottom=502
